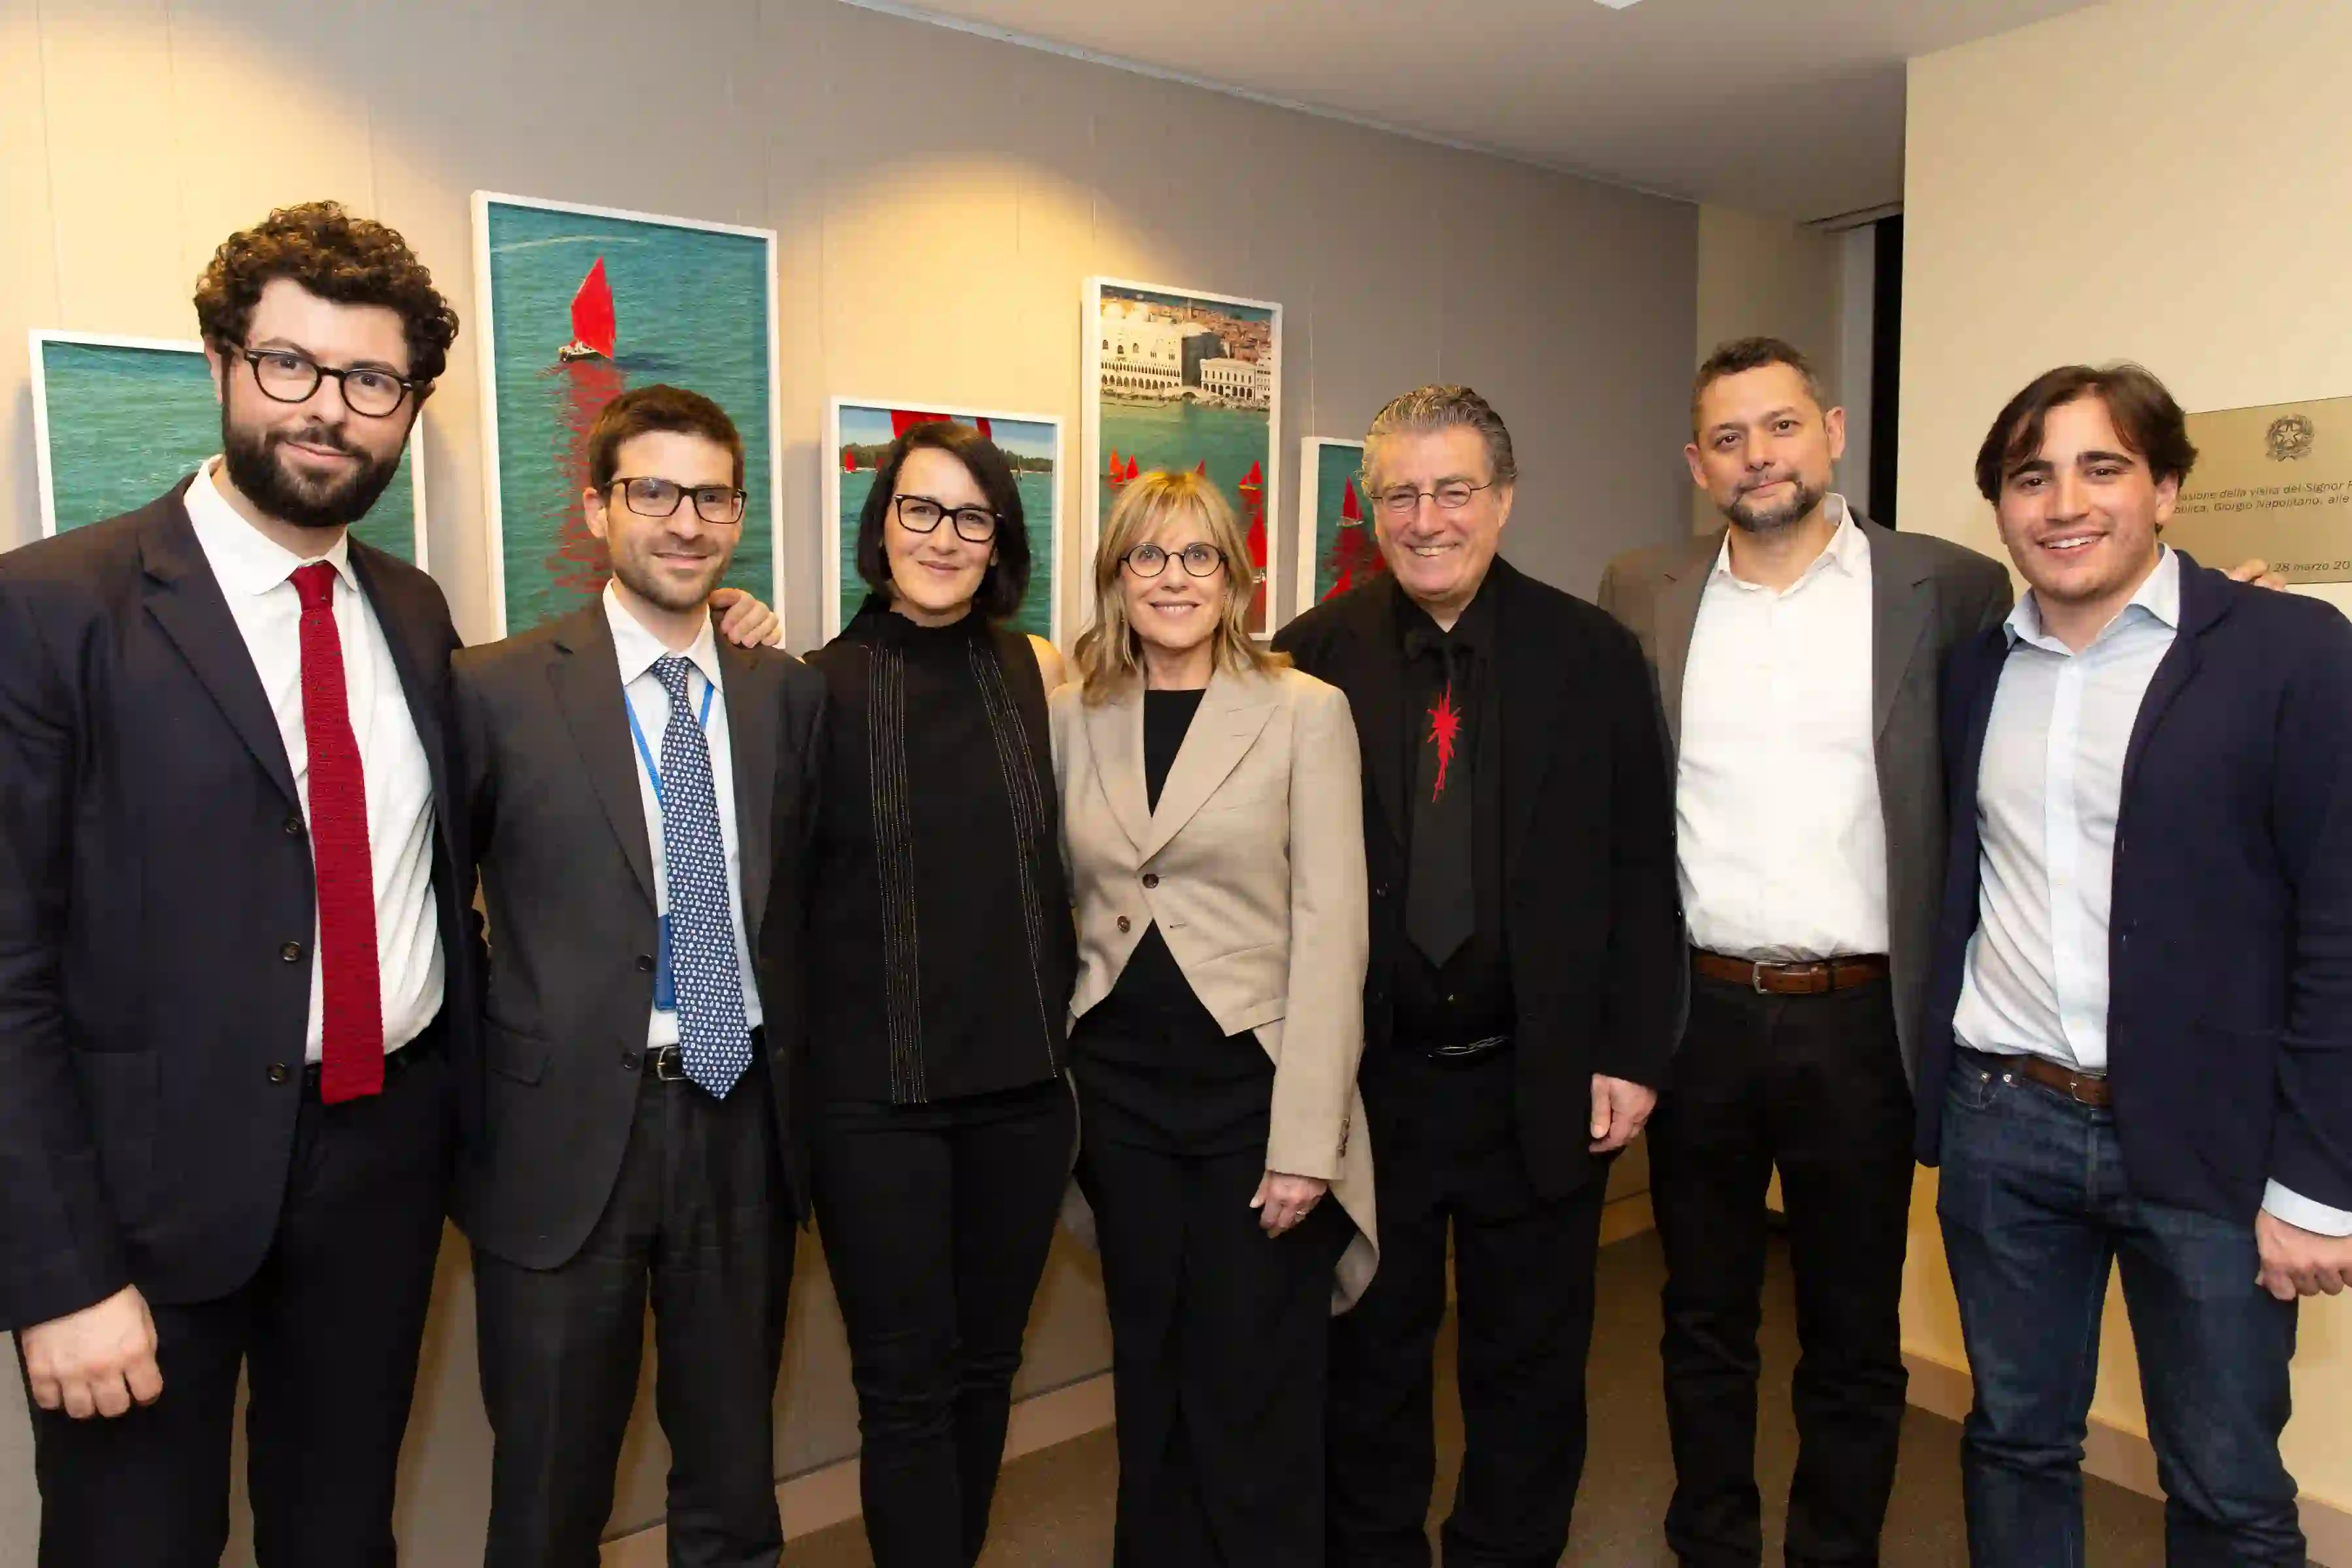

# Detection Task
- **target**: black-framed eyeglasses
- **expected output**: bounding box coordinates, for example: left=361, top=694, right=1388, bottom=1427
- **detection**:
left=237, top=344, right=417, bottom=419
left=1122, top=542, right=1226, bottom=579
left=609, top=476, right=747, bottom=525
left=1372, top=479, right=1495, bottom=518
left=892, top=493, right=997, bottom=543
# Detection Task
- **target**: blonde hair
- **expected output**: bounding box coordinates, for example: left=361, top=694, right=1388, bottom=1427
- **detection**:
left=1072, top=469, right=1286, bottom=703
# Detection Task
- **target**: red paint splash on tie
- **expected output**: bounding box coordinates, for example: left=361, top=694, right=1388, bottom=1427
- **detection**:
left=1428, top=682, right=1462, bottom=801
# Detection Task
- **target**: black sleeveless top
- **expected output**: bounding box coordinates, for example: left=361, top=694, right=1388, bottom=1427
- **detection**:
left=806, top=599, right=1075, bottom=1104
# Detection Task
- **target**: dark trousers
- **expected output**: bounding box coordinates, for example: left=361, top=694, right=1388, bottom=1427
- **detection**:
left=1327, top=1047, right=1607, bottom=1568
left=21, top=1036, right=455, bottom=1568
left=1937, top=1051, right=2304, bottom=1567
left=1077, top=1110, right=1350, bottom=1568
left=1646, top=973, right=1915, bottom=1567
left=475, top=1055, right=794, bottom=1568
left=809, top=1078, right=1076, bottom=1568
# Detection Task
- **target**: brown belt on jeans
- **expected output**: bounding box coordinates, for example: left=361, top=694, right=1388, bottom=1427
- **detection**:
left=1690, top=949, right=1890, bottom=996
left=1984, top=1050, right=2114, bottom=1108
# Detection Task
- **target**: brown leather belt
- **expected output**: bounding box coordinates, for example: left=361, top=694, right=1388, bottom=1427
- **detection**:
left=1974, top=1049, right=2113, bottom=1107
left=1691, top=949, right=1889, bottom=996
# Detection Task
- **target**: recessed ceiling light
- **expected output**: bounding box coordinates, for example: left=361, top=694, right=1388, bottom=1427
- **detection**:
left=1592, top=0, right=1646, bottom=8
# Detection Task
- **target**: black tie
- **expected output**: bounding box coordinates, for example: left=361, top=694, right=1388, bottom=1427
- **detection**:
left=1405, top=632, right=1475, bottom=968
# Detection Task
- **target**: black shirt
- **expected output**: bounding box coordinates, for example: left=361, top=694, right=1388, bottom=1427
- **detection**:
left=804, top=599, right=1073, bottom=1104
left=1392, top=577, right=1514, bottom=1048
left=1071, top=687, right=1275, bottom=1152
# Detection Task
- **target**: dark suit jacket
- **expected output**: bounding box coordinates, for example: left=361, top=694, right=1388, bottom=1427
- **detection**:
left=451, top=601, right=826, bottom=1269
left=0, top=483, right=474, bottom=1330
left=1917, top=553, right=2352, bottom=1222
left=1274, top=559, right=1681, bottom=1200
left=1598, top=513, right=2013, bottom=1082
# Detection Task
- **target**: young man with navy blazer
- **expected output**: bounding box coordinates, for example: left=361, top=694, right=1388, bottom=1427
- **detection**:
left=1918, top=363, right=2352, bottom=1565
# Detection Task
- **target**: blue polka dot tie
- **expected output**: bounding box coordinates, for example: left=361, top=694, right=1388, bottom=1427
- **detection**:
left=653, top=655, right=750, bottom=1097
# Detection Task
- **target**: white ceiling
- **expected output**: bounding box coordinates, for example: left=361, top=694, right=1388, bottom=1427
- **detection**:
left=847, top=0, right=2102, bottom=220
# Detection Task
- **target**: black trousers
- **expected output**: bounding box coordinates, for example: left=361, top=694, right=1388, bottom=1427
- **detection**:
left=1327, top=1047, right=1608, bottom=1568
left=475, top=1054, right=794, bottom=1568
left=21, top=1034, right=455, bottom=1568
left=1077, top=1104, right=1349, bottom=1568
left=809, top=1077, right=1075, bottom=1568
left=1647, top=973, right=1914, bottom=1567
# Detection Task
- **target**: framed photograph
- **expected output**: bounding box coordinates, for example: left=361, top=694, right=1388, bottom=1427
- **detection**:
left=1296, top=436, right=1384, bottom=613
left=472, top=192, right=782, bottom=636
left=1083, top=278, right=1281, bottom=636
left=27, top=331, right=426, bottom=565
left=823, top=399, right=1064, bottom=645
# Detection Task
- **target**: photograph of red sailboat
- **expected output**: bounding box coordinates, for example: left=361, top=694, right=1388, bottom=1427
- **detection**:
left=556, top=257, right=616, bottom=363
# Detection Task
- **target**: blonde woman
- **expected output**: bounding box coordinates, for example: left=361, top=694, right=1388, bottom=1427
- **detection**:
left=1051, top=469, right=1375, bottom=1567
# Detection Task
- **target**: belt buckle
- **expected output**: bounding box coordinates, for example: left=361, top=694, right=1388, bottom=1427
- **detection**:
left=1751, top=961, right=1771, bottom=995
left=2068, top=1073, right=2100, bottom=1106
left=650, top=1046, right=687, bottom=1083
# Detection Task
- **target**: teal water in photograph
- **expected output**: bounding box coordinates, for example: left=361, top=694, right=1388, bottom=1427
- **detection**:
left=1312, top=440, right=1383, bottom=604
left=1096, top=399, right=1271, bottom=629
left=36, top=340, right=419, bottom=561
left=483, top=201, right=774, bottom=634
left=834, top=406, right=1058, bottom=643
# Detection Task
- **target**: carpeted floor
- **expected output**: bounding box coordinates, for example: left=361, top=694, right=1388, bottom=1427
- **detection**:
left=791, top=1228, right=2167, bottom=1565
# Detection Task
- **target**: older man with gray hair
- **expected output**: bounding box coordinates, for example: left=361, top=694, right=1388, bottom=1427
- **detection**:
left=1275, top=385, right=1682, bottom=1567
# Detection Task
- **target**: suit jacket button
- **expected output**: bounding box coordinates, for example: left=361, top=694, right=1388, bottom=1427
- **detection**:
left=266, top=1063, right=291, bottom=1085
left=1142, top=874, right=1160, bottom=890
left=635, top=955, right=655, bottom=973
left=1373, top=884, right=1388, bottom=899
left=283, top=813, right=305, bottom=838
left=621, top=1051, right=642, bottom=1070
left=1117, top=916, right=1132, bottom=934
left=279, top=941, right=304, bottom=964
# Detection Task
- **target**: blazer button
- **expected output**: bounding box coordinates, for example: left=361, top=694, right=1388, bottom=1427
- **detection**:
left=266, top=1063, right=291, bottom=1085
left=1142, top=874, right=1160, bottom=890
left=621, top=1050, right=642, bottom=1070
left=283, top=813, right=305, bottom=838
left=1373, top=884, right=1388, bottom=899
left=279, top=941, right=304, bottom=964
left=1117, top=915, right=1132, bottom=934
left=635, top=955, right=655, bottom=973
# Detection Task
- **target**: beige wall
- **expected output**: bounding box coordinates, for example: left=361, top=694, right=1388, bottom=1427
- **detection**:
left=1689, top=204, right=1842, bottom=534
left=0, top=0, right=1699, bottom=1558
left=1899, top=0, right=2352, bottom=1516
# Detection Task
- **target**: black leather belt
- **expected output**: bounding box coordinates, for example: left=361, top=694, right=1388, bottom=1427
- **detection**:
left=301, top=1025, right=442, bottom=1101
left=1426, top=1033, right=1512, bottom=1065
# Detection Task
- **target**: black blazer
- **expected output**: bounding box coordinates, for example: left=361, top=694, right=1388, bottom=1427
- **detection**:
left=0, top=483, right=474, bottom=1330
left=1917, top=553, right=2352, bottom=1222
left=451, top=602, right=826, bottom=1269
left=1275, top=559, right=1682, bottom=1199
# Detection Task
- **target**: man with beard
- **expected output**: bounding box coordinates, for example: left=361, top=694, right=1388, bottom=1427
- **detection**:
left=1598, top=338, right=2011, bottom=1567
left=453, top=386, right=825, bottom=1565
left=1276, top=385, right=1681, bottom=1567
left=0, top=203, right=775, bottom=1566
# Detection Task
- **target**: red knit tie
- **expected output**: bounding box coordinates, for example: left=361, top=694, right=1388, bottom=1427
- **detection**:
left=292, top=563, right=384, bottom=1103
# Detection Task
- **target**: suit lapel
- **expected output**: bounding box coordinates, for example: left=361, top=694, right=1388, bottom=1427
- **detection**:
left=2122, top=553, right=2222, bottom=796
left=1495, top=562, right=1569, bottom=855
left=1867, top=521, right=1936, bottom=739
left=349, top=546, right=457, bottom=867
left=137, top=497, right=299, bottom=808
left=717, top=638, right=777, bottom=944
left=1083, top=684, right=1155, bottom=855
left=1143, top=666, right=1278, bottom=860
left=1353, top=583, right=1411, bottom=855
left=549, top=606, right=658, bottom=907
left=1653, top=532, right=1717, bottom=751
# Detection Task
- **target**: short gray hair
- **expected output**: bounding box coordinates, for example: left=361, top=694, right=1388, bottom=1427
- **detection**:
left=1362, top=384, right=1517, bottom=495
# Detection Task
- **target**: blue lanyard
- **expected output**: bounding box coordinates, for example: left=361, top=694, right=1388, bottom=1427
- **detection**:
left=623, top=676, right=717, bottom=806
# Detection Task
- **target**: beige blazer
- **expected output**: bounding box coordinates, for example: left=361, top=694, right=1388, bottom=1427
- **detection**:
left=1050, top=663, right=1379, bottom=1309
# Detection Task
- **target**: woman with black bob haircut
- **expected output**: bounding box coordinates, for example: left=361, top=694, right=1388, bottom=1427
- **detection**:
left=804, top=419, right=1075, bottom=1567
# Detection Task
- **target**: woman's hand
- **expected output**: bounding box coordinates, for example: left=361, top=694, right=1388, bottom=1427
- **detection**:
left=709, top=586, right=782, bottom=647
left=1251, top=1171, right=1329, bottom=1237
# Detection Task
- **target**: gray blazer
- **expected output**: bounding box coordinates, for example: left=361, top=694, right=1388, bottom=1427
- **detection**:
left=1597, top=512, right=2012, bottom=1085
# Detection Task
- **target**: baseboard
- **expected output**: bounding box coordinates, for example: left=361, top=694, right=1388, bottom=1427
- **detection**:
left=1904, top=1350, right=2352, bottom=1566
left=600, top=1372, right=1116, bottom=1562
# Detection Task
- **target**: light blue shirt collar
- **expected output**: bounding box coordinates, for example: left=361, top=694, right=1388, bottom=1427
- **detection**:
left=2004, top=545, right=2180, bottom=653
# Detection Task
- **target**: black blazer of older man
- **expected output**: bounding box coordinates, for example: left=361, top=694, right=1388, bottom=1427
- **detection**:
left=450, top=600, right=825, bottom=1267
left=1274, top=557, right=1681, bottom=1198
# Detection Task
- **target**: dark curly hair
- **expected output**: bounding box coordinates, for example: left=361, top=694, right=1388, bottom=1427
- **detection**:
left=193, top=201, right=461, bottom=386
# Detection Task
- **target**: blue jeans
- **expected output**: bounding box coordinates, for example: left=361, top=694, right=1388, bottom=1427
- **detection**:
left=1936, top=1051, right=2304, bottom=1567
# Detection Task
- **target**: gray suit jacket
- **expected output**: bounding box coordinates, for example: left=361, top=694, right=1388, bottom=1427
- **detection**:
left=450, top=603, right=827, bottom=1267
left=1597, top=513, right=2012, bottom=1084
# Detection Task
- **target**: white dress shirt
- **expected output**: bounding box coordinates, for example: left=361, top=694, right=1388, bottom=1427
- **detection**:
left=605, top=584, right=764, bottom=1047
left=1678, top=497, right=1890, bottom=960
left=184, top=459, right=444, bottom=1061
left=1953, top=548, right=2348, bottom=1233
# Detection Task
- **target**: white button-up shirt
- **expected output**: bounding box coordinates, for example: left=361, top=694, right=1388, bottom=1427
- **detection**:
left=1954, top=547, right=2347, bottom=1233
left=184, top=459, right=444, bottom=1061
left=1678, top=496, right=1889, bottom=961
left=604, top=584, right=763, bottom=1047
